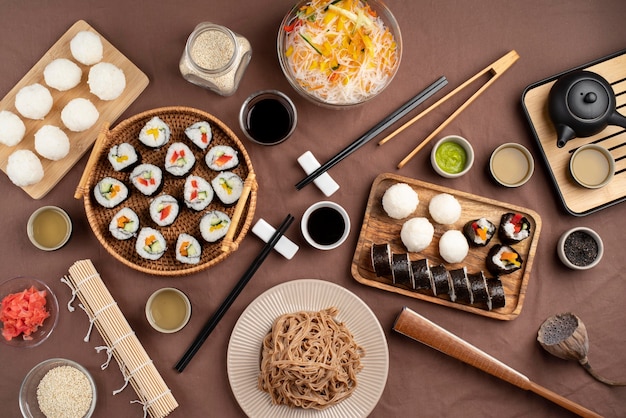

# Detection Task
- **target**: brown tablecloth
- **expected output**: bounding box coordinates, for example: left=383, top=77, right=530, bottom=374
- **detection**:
left=1, top=1, right=625, bottom=417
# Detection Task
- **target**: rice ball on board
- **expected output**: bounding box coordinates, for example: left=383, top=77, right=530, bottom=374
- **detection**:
left=15, top=83, right=53, bottom=120
left=429, top=193, right=462, bottom=225
left=88, top=62, right=126, bottom=100
left=382, top=183, right=419, bottom=219
left=439, top=230, right=469, bottom=263
left=61, top=98, right=99, bottom=132
left=34, top=125, right=70, bottom=161
left=70, top=30, right=103, bottom=65
left=43, top=58, right=82, bottom=91
left=6, top=149, right=44, bottom=187
left=401, top=217, right=434, bottom=252
left=0, top=110, right=26, bottom=146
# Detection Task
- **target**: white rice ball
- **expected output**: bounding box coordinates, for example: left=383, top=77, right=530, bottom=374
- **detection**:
left=401, top=217, right=434, bottom=252
left=61, top=98, right=99, bottom=132
left=439, top=230, right=469, bottom=263
left=382, top=183, right=419, bottom=219
left=0, top=110, right=26, bottom=146
left=429, top=193, right=462, bottom=224
left=6, top=149, right=44, bottom=187
left=88, top=62, right=126, bottom=100
left=34, top=125, right=70, bottom=161
left=15, top=83, right=53, bottom=120
left=43, top=58, right=82, bottom=91
left=70, top=30, right=103, bottom=65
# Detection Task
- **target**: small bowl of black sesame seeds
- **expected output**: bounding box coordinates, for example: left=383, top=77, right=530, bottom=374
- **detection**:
left=557, top=227, right=604, bottom=270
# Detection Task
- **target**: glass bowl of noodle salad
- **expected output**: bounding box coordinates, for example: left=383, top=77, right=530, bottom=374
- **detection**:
left=277, top=0, right=402, bottom=108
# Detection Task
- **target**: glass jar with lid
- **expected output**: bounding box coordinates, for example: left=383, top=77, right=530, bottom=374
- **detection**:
left=180, top=22, right=252, bottom=96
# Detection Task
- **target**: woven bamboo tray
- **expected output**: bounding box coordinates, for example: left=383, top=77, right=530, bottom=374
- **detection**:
left=76, top=106, right=257, bottom=276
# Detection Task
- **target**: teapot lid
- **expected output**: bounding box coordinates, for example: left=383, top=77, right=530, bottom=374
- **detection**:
left=566, top=78, right=610, bottom=120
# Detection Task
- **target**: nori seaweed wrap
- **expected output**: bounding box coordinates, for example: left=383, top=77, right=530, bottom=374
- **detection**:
left=487, top=244, right=523, bottom=276
left=498, top=212, right=531, bottom=245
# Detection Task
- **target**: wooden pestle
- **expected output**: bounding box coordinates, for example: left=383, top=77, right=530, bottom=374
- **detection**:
left=392, top=307, right=603, bottom=418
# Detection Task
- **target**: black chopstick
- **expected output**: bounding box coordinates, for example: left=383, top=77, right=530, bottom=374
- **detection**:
left=175, top=214, right=295, bottom=372
left=294, top=76, right=448, bottom=190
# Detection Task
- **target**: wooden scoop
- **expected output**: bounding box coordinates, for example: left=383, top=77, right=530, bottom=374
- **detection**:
left=393, top=307, right=603, bottom=418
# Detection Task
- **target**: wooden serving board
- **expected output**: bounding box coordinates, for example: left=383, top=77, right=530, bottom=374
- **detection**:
left=351, top=173, right=542, bottom=320
left=0, top=20, right=149, bottom=199
left=522, top=49, right=626, bottom=216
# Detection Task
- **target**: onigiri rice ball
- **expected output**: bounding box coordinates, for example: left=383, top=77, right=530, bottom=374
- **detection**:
left=382, top=183, right=419, bottom=219
left=70, top=30, right=103, bottom=65
left=6, top=149, right=44, bottom=186
left=439, top=229, right=469, bottom=263
left=34, top=125, right=70, bottom=161
left=43, top=58, right=82, bottom=91
left=401, top=217, right=434, bottom=252
left=0, top=110, right=26, bottom=146
left=15, top=83, right=53, bottom=120
left=429, top=193, right=462, bottom=225
left=61, top=98, right=99, bottom=132
left=88, top=62, right=126, bottom=100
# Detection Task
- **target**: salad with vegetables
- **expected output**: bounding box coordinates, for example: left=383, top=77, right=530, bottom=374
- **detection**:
left=281, top=0, right=399, bottom=105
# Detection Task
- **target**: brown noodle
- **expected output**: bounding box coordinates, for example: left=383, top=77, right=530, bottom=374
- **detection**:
left=258, top=307, right=364, bottom=410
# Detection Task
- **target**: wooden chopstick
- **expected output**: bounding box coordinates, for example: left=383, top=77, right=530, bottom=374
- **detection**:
left=379, top=50, right=520, bottom=169
left=294, top=76, right=448, bottom=190
left=175, top=214, right=295, bottom=373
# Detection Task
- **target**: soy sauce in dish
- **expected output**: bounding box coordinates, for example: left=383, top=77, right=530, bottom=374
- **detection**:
left=307, top=206, right=345, bottom=246
left=245, top=98, right=292, bottom=144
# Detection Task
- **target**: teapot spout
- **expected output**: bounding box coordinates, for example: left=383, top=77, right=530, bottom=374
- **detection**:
left=556, top=124, right=577, bottom=148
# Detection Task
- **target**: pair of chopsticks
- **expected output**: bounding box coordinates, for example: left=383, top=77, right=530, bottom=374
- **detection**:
left=294, top=76, right=449, bottom=190
left=175, top=214, right=295, bottom=373
left=379, top=50, right=520, bottom=168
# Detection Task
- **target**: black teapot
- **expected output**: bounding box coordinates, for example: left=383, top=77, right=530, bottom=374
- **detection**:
left=548, top=70, right=626, bottom=148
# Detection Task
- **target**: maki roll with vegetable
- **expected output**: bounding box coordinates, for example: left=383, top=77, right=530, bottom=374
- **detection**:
left=109, top=207, right=139, bottom=240
left=487, top=244, right=523, bottom=276
left=205, top=145, right=239, bottom=171
left=185, top=121, right=212, bottom=150
left=391, top=253, right=413, bottom=289
left=130, top=164, right=162, bottom=196
left=371, top=243, right=392, bottom=277
left=139, top=116, right=170, bottom=148
left=183, top=175, right=214, bottom=211
left=107, top=142, right=139, bottom=171
left=164, top=142, right=195, bottom=176
left=200, top=210, right=231, bottom=242
left=498, top=212, right=531, bottom=245
left=149, top=194, right=179, bottom=227
left=463, top=218, right=496, bottom=247
left=136, top=227, right=166, bottom=260
left=212, top=171, right=244, bottom=205
left=94, top=177, right=128, bottom=208
left=176, top=233, right=202, bottom=264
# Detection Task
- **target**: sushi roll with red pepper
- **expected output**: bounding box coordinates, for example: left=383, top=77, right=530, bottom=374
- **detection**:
left=486, top=244, right=523, bottom=276
left=130, top=163, right=162, bottom=196
left=498, top=212, right=531, bottom=245
left=185, top=121, right=212, bottom=150
left=183, top=175, right=214, bottom=211
left=165, top=142, right=195, bottom=176
left=205, top=145, right=239, bottom=171
left=149, top=194, right=179, bottom=227
left=463, top=218, right=496, bottom=247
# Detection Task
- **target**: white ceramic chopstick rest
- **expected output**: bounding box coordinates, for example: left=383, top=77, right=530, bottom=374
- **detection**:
left=297, top=151, right=340, bottom=197
left=252, top=218, right=299, bottom=259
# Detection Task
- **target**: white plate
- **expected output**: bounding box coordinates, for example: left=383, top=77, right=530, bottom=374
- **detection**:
left=227, top=279, right=389, bottom=418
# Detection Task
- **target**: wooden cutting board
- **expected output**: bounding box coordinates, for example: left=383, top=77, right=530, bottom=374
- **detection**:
left=0, top=20, right=149, bottom=199
left=351, top=173, right=542, bottom=320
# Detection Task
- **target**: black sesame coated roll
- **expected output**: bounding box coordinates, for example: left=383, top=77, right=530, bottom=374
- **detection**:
left=498, top=212, right=531, bottom=245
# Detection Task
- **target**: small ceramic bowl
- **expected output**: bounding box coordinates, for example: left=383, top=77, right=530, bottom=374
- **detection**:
left=569, top=144, right=615, bottom=189
left=430, top=135, right=474, bottom=178
left=20, top=358, right=97, bottom=418
left=301, top=201, right=350, bottom=250
left=489, top=143, right=534, bottom=187
left=557, top=227, right=604, bottom=270
left=239, top=90, right=297, bottom=145
left=27, top=206, right=72, bottom=251
left=145, top=287, right=192, bottom=333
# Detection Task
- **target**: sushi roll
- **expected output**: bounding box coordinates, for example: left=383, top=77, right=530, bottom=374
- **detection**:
left=139, top=116, right=170, bottom=148
left=205, top=145, right=239, bottom=171
left=176, top=233, right=202, bottom=264
left=467, top=271, right=490, bottom=307
left=130, top=164, right=162, bottom=196
left=486, top=278, right=506, bottom=310
left=185, top=121, right=213, bottom=150
left=410, top=258, right=431, bottom=291
left=149, top=194, right=179, bottom=227
left=498, top=212, right=531, bottom=245
left=486, top=244, right=523, bottom=276
left=448, top=267, right=472, bottom=304
left=429, top=264, right=450, bottom=297
left=108, top=142, right=139, bottom=172
left=199, top=210, right=231, bottom=242
left=136, top=227, right=166, bottom=260
left=183, top=175, right=214, bottom=211
left=212, top=171, right=244, bottom=205
left=463, top=218, right=496, bottom=247
left=109, top=207, right=139, bottom=240
left=391, top=253, right=413, bottom=288
left=165, top=142, right=195, bottom=176
left=371, top=243, right=392, bottom=277
left=94, top=177, right=128, bottom=208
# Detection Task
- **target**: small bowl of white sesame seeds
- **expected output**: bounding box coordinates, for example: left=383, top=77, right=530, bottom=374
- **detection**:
left=19, top=358, right=96, bottom=418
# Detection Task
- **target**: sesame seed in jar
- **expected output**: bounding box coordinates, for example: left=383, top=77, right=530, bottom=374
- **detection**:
left=190, top=29, right=235, bottom=70
left=36, top=365, right=93, bottom=418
